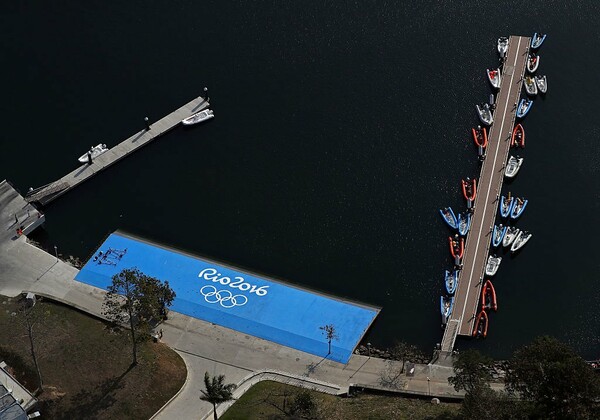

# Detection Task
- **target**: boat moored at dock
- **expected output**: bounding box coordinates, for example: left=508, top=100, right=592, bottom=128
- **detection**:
left=510, top=197, right=528, bottom=219
left=511, top=123, right=525, bottom=147
left=181, top=108, right=214, bottom=125
left=505, top=155, right=524, bottom=178
left=531, top=33, right=547, bottom=50
left=441, top=296, right=454, bottom=326
left=476, top=103, right=494, bottom=126
left=502, top=227, right=520, bottom=248
left=485, top=255, right=502, bottom=276
left=511, top=230, right=532, bottom=252
left=516, top=99, right=533, bottom=118
left=499, top=195, right=515, bottom=218
left=439, top=207, right=458, bottom=230
left=458, top=212, right=472, bottom=236
left=445, top=270, right=459, bottom=295
left=527, top=53, right=540, bottom=73
left=524, top=76, right=538, bottom=96
left=78, top=144, right=108, bottom=164
left=481, top=280, right=497, bottom=311
left=535, top=75, right=547, bottom=94
left=472, top=310, right=488, bottom=338
left=492, top=224, right=508, bottom=247
left=487, top=68, right=501, bottom=89
left=497, top=37, right=508, bottom=58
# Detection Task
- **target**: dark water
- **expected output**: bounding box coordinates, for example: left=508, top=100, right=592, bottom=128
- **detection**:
left=1, top=2, right=599, bottom=358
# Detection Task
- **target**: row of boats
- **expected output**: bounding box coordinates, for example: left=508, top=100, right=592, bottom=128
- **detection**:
left=440, top=33, right=546, bottom=335
left=472, top=33, right=546, bottom=337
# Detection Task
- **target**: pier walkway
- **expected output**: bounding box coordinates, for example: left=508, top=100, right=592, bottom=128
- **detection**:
left=25, top=95, right=210, bottom=206
left=441, top=36, right=530, bottom=353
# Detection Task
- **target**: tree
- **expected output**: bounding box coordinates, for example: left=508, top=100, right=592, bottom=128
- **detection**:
left=19, top=297, right=45, bottom=392
left=460, top=385, right=528, bottom=420
left=389, top=341, right=425, bottom=373
left=448, top=349, right=493, bottom=393
left=102, top=268, right=175, bottom=366
left=319, top=324, right=338, bottom=356
left=505, top=336, right=600, bottom=419
left=200, top=372, right=237, bottom=420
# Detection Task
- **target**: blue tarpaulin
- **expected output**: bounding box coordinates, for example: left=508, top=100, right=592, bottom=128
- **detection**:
left=75, top=232, right=380, bottom=363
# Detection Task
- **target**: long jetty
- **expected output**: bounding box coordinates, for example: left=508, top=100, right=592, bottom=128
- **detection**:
left=440, top=36, right=530, bottom=354
left=25, top=96, right=210, bottom=205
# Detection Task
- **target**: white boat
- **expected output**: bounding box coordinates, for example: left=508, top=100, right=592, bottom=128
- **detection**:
left=527, top=53, right=540, bottom=73
left=485, top=255, right=502, bottom=276
left=524, top=76, right=538, bottom=96
left=476, top=103, right=494, bottom=126
left=535, top=75, right=547, bottom=94
left=181, top=109, right=214, bottom=125
left=503, top=227, right=520, bottom=248
left=78, top=143, right=108, bottom=164
left=487, top=68, right=501, bottom=89
left=505, top=155, right=524, bottom=178
left=497, top=37, right=509, bottom=58
left=511, top=231, right=532, bottom=252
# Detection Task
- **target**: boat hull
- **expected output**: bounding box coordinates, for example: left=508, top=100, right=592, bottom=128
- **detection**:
left=505, top=156, right=524, bottom=178
left=510, top=199, right=528, bottom=219
left=516, top=99, right=533, bottom=118
left=439, top=207, right=458, bottom=230
left=499, top=196, right=515, bottom=218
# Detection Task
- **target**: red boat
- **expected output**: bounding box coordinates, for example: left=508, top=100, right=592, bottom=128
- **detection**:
left=472, top=310, right=488, bottom=338
left=449, top=236, right=464, bottom=259
left=462, top=178, right=477, bottom=202
left=481, top=280, right=498, bottom=311
left=471, top=126, right=488, bottom=148
left=511, top=124, right=525, bottom=147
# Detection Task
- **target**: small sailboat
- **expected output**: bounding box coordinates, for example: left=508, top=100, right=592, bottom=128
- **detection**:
left=445, top=270, right=459, bottom=295
left=78, top=144, right=108, bottom=164
left=527, top=53, right=540, bottom=73
left=485, top=255, right=502, bottom=276
left=499, top=195, right=515, bottom=218
left=511, top=123, right=525, bottom=147
left=481, top=280, right=497, bottom=311
left=516, top=99, right=533, bottom=118
left=497, top=37, right=509, bottom=58
left=439, top=207, right=458, bottom=230
left=181, top=108, right=214, bottom=125
left=511, top=198, right=528, bottom=219
left=505, top=155, right=524, bottom=178
left=487, top=68, right=501, bottom=89
left=511, top=231, right=533, bottom=252
left=458, top=212, right=472, bottom=236
left=535, top=75, right=547, bottom=94
left=449, top=236, right=465, bottom=262
left=472, top=126, right=488, bottom=158
left=531, top=33, right=547, bottom=50
left=462, top=178, right=477, bottom=209
left=524, top=76, right=538, bottom=96
left=502, top=227, right=520, bottom=248
left=476, top=103, right=494, bottom=126
left=441, top=296, right=454, bottom=326
left=492, top=224, right=508, bottom=247
left=472, top=310, right=489, bottom=338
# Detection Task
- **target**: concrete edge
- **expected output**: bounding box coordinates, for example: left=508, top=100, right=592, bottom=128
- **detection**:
left=206, top=370, right=347, bottom=420
left=148, top=349, right=191, bottom=420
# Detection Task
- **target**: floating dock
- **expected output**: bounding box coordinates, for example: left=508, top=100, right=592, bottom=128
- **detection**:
left=441, top=35, right=530, bottom=353
left=25, top=96, right=210, bottom=206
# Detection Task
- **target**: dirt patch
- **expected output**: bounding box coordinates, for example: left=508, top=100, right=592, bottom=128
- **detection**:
left=0, top=296, right=186, bottom=419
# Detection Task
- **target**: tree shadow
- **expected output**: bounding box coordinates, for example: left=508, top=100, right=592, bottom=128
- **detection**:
left=58, top=363, right=136, bottom=419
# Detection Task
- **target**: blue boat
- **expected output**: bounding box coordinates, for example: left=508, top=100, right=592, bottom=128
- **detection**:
left=517, top=98, right=533, bottom=118
left=511, top=198, right=528, bottom=219
left=531, top=33, right=547, bottom=49
left=445, top=270, right=459, bottom=295
left=492, top=224, right=508, bottom=247
left=439, top=207, right=458, bottom=230
left=440, top=296, right=454, bottom=326
left=457, top=212, right=472, bottom=236
left=499, top=195, right=515, bottom=218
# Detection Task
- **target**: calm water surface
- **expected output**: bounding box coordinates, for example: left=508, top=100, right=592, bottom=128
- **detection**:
left=1, top=1, right=599, bottom=358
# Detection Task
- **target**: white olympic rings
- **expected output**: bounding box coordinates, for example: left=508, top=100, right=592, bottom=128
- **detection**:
left=200, top=285, right=248, bottom=308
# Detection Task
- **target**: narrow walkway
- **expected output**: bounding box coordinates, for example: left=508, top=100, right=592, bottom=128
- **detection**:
left=441, top=35, right=530, bottom=352
left=25, top=96, right=210, bottom=205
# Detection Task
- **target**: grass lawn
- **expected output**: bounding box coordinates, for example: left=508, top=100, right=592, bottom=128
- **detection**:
left=0, top=296, right=186, bottom=420
left=222, top=381, right=460, bottom=420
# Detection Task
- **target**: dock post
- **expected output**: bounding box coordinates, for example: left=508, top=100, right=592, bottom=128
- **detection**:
left=203, top=87, right=208, bottom=100
left=87, top=152, right=92, bottom=165
left=144, top=116, right=150, bottom=131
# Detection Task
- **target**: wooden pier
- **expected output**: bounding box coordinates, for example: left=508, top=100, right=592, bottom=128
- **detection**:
left=441, top=36, right=530, bottom=353
left=25, top=96, right=210, bottom=205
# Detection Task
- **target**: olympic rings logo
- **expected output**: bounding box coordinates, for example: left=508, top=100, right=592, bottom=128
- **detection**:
left=200, top=285, right=248, bottom=308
